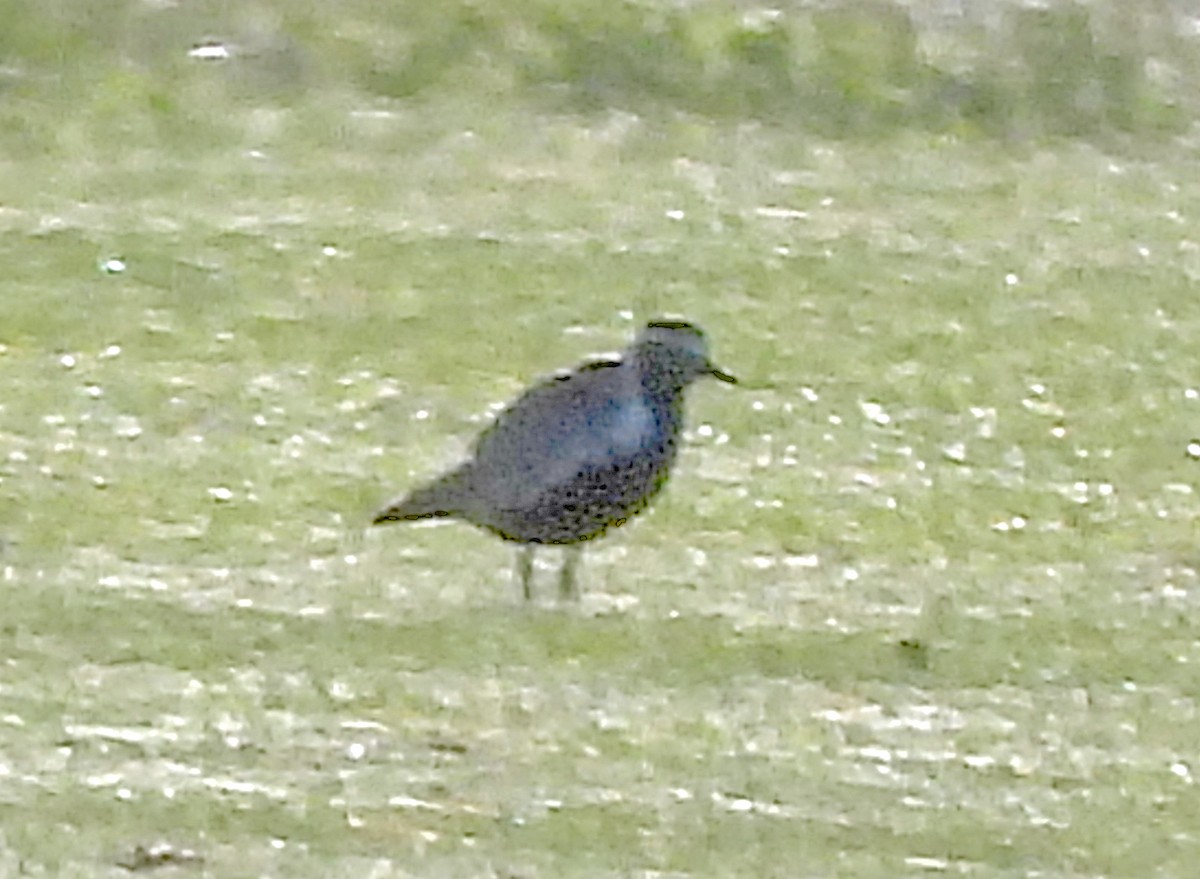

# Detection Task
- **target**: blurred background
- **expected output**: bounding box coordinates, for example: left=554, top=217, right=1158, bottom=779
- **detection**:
left=2, top=1, right=1199, bottom=876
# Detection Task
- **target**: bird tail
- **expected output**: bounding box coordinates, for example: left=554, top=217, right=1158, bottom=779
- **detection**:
left=373, top=469, right=469, bottom=525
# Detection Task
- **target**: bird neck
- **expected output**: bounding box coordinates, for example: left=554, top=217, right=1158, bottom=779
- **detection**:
left=635, top=367, right=689, bottom=423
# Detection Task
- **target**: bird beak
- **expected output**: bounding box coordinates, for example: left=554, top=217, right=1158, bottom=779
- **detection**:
left=709, top=363, right=737, bottom=384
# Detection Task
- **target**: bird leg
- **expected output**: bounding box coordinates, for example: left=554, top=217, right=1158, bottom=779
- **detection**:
left=516, top=545, right=535, bottom=602
left=559, top=544, right=582, bottom=602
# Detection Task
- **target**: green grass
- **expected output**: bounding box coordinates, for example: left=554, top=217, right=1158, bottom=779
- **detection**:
left=2, top=1, right=1200, bottom=876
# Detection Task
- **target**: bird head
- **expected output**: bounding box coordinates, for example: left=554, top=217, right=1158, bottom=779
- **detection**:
left=634, top=320, right=737, bottom=387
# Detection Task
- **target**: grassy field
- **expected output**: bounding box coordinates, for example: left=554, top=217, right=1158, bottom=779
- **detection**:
left=1, top=1, right=1199, bottom=876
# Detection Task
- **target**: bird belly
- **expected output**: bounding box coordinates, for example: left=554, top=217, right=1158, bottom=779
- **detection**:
left=479, top=452, right=674, bottom=544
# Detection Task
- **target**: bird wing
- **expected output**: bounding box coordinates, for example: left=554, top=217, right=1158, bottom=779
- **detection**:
left=466, top=362, right=662, bottom=509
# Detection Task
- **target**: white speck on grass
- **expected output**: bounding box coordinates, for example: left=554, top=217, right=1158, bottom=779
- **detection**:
left=389, top=795, right=443, bottom=812
left=189, top=43, right=231, bottom=61
left=905, top=856, right=949, bottom=870
left=942, top=442, right=966, bottom=463
left=993, top=515, right=1027, bottom=532
left=860, top=400, right=890, bottom=425
left=755, top=206, right=807, bottom=220
left=114, top=416, right=143, bottom=439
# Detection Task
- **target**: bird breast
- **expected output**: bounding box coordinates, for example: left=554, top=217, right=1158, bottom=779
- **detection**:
left=599, top=398, right=656, bottom=454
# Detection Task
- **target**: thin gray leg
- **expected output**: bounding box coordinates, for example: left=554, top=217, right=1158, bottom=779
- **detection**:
left=559, top=544, right=582, bottom=601
left=516, top=546, right=535, bottom=601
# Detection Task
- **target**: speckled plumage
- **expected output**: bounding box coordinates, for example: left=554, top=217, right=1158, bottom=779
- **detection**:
left=373, top=320, right=735, bottom=600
